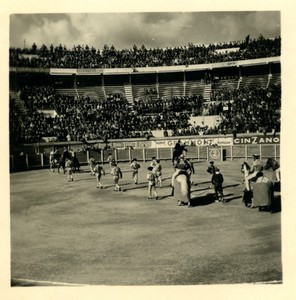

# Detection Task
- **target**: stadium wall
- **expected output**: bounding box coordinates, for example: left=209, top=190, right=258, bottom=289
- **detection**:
left=10, top=133, right=280, bottom=172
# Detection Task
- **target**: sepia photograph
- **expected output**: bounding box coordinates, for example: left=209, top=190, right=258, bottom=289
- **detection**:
left=2, top=0, right=296, bottom=299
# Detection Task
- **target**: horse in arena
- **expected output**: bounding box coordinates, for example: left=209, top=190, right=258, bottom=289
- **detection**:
left=50, top=158, right=60, bottom=172
left=49, top=150, right=61, bottom=172
left=58, top=156, right=66, bottom=174
left=264, top=158, right=280, bottom=182
left=72, top=155, right=81, bottom=173
left=172, top=140, right=187, bottom=163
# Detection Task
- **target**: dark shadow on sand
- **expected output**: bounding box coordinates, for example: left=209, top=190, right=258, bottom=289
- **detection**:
left=223, top=184, right=241, bottom=189
left=189, top=194, right=215, bottom=207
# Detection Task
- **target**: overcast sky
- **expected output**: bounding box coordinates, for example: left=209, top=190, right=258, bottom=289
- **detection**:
left=9, top=11, right=280, bottom=50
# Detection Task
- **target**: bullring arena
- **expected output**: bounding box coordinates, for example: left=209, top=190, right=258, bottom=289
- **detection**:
left=10, top=141, right=281, bottom=286
left=8, top=13, right=283, bottom=287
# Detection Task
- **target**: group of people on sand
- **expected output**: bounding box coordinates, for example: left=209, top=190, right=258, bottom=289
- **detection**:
left=87, top=154, right=163, bottom=195
left=87, top=154, right=123, bottom=191
left=50, top=145, right=280, bottom=209
left=241, top=154, right=280, bottom=208
left=49, top=147, right=80, bottom=182
left=171, top=152, right=280, bottom=209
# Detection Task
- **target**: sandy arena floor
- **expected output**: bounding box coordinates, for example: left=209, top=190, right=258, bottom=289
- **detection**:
left=10, top=159, right=281, bottom=286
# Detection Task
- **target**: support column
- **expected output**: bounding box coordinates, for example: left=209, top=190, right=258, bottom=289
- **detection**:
left=183, top=71, right=186, bottom=97
left=25, top=154, right=29, bottom=170
left=128, top=147, right=132, bottom=163
left=10, top=155, right=14, bottom=172
left=86, top=151, right=90, bottom=163
left=101, top=149, right=104, bottom=163
left=156, top=72, right=159, bottom=95
left=143, top=147, right=146, bottom=162
left=114, top=149, right=118, bottom=162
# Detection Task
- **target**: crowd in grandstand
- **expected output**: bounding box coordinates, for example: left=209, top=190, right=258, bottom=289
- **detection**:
left=10, top=35, right=280, bottom=69
left=9, top=82, right=281, bottom=144
left=211, top=84, right=281, bottom=135
left=9, top=34, right=281, bottom=144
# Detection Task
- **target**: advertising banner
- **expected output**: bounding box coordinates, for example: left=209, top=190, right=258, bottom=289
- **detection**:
left=150, top=137, right=233, bottom=148
left=192, top=137, right=233, bottom=146
left=233, top=136, right=280, bottom=145
left=50, top=68, right=103, bottom=75
left=50, top=68, right=76, bottom=75
left=137, top=141, right=152, bottom=148
left=76, top=69, right=103, bottom=75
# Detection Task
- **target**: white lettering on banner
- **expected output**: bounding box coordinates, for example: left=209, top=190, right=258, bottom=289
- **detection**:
left=150, top=138, right=233, bottom=148
left=166, top=140, right=181, bottom=147
left=218, top=139, right=232, bottom=145
left=193, top=137, right=233, bottom=146
left=203, top=139, right=214, bottom=146
left=234, top=137, right=257, bottom=144
left=234, top=136, right=280, bottom=144
left=273, top=137, right=280, bottom=143
left=148, top=136, right=279, bottom=148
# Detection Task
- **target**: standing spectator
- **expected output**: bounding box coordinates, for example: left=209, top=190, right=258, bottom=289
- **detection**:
left=65, top=158, right=74, bottom=182
left=94, top=161, right=106, bottom=189
left=211, top=168, right=224, bottom=202
left=49, top=148, right=59, bottom=172
left=207, top=161, right=218, bottom=188
left=252, top=171, right=273, bottom=210
left=147, top=166, right=158, bottom=199
left=153, top=159, right=163, bottom=188
left=207, top=161, right=218, bottom=175
left=150, top=156, right=157, bottom=168
left=186, top=158, right=195, bottom=185
left=171, top=163, right=191, bottom=207
left=245, top=154, right=263, bottom=191
left=264, top=158, right=280, bottom=182
left=130, top=158, right=141, bottom=184
left=241, top=161, right=251, bottom=184
left=88, top=155, right=96, bottom=175
left=110, top=163, right=123, bottom=191
left=107, top=153, right=115, bottom=172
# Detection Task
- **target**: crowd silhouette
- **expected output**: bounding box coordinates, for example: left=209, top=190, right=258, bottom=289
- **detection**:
left=10, top=35, right=280, bottom=69
left=10, top=83, right=281, bottom=144
left=9, top=35, right=281, bottom=144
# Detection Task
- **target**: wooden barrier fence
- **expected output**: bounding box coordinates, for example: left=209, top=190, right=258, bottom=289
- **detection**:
left=10, top=144, right=280, bottom=172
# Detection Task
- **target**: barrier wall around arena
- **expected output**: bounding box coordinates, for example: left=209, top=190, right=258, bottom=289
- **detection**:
left=10, top=143, right=280, bottom=172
